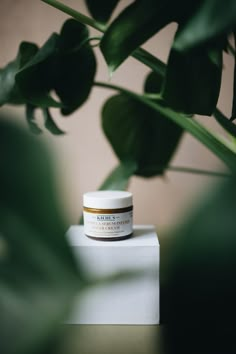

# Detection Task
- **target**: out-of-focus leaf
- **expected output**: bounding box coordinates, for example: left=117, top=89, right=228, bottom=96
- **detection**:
left=42, top=108, right=65, bottom=135
left=53, top=19, right=96, bottom=115
left=231, top=31, right=236, bottom=120
left=163, top=175, right=236, bottom=354
left=102, top=94, right=183, bottom=177
left=16, top=34, right=61, bottom=108
left=0, top=42, right=38, bottom=106
left=0, top=118, right=81, bottom=354
left=162, top=46, right=222, bottom=115
left=26, top=104, right=42, bottom=134
left=100, top=0, right=173, bottom=73
left=214, top=109, right=236, bottom=137
left=144, top=71, right=164, bottom=94
left=85, top=0, right=120, bottom=23
left=99, top=161, right=137, bottom=191
left=174, top=0, right=236, bottom=51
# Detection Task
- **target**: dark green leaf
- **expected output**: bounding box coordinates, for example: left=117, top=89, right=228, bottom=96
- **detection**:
left=0, top=118, right=80, bottom=354
left=231, top=31, right=236, bottom=120
left=214, top=109, right=236, bottom=137
left=42, top=108, right=65, bottom=135
left=0, top=42, right=38, bottom=106
left=54, top=19, right=96, bottom=115
left=102, top=94, right=183, bottom=177
left=99, top=161, right=137, bottom=190
left=16, top=34, right=61, bottom=108
left=85, top=0, right=120, bottom=23
left=144, top=71, right=164, bottom=94
left=100, top=0, right=173, bottom=73
left=162, top=46, right=222, bottom=115
left=164, top=176, right=236, bottom=354
left=174, top=0, right=236, bottom=51
left=26, top=104, right=42, bottom=134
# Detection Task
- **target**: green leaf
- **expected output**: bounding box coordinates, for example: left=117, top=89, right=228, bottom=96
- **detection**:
left=231, top=31, right=236, bottom=120
left=144, top=71, right=164, bottom=94
left=174, top=0, right=236, bottom=51
left=26, top=104, right=42, bottom=134
left=164, top=176, right=236, bottom=353
left=54, top=19, right=96, bottom=115
left=99, top=161, right=137, bottom=190
left=85, top=0, right=120, bottom=23
left=214, top=109, right=236, bottom=137
left=102, top=94, right=183, bottom=177
left=100, top=0, right=172, bottom=73
left=0, top=42, right=38, bottom=106
left=0, top=118, right=80, bottom=354
left=162, top=46, right=222, bottom=115
left=16, top=34, right=61, bottom=108
left=42, top=108, right=65, bottom=135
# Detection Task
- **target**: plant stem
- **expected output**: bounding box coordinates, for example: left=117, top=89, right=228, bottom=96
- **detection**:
left=94, top=81, right=236, bottom=172
left=41, top=0, right=106, bottom=32
left=167, top=166, right=231, bottom=177
left=41, top=0, right=164, bottom=75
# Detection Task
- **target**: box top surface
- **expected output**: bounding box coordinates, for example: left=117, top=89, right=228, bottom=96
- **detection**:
left=67, top=225, right=159, bottom=247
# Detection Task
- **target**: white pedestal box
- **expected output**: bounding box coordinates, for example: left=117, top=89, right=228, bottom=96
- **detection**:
left=66, top=225, right=159, bottom=325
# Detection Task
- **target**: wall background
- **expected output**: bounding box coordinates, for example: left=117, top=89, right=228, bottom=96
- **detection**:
left=0, top=0, right=233, bottom=233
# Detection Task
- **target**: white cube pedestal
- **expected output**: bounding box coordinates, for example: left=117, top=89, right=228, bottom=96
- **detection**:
left=67, top=225, right=159, bottom=325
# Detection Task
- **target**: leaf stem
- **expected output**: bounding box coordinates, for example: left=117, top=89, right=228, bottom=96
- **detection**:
left=94, top=81, right=236, bottom=172
left=167, top=166, right=231, bottom=177
left=41, top=0, right=106, bottom=32
left=41, top=0, right=164, bottom=74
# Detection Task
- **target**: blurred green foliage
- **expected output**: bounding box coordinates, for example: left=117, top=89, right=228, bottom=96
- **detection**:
left=0, top=1, right=236, bottom=354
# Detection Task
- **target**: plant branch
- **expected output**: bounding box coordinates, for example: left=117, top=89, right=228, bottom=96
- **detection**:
left=94, top=81, right=236, bottom=172
left=41, top=0, right=165, bottom=75
left=41, top=0, right=106, bottom=32
left=167, top=166, right=231, bottom=177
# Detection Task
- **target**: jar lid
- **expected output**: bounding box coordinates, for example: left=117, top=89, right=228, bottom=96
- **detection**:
left=83, top=190, right=133, bottom=209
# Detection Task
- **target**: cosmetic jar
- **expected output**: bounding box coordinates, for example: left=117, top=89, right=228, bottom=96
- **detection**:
left=83, top=191, right=133, bottom=241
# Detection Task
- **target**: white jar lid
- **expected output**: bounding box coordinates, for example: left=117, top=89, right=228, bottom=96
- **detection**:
left=83, top=190, right=133, bottom=209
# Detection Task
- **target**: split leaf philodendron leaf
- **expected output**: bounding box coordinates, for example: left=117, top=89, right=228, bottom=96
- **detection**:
left=100, top=0, right=173, bottom=74
left=0, top=118, right=81, bottom=354
left=26, top=104, right=42, bottom=135
left=102, top=94, right=183, bottom=177
left=54, top=19, right=96, bottom=115
left=99, top=161, right=137, bottom=191
left=16, top=33, right=61, bottom=108
left=174, top=0, right=236, bottom=51
left=0, top=19, right=96, bottom=134
left=0, top=42, right=38, bottom=106
left=162, top=45, right=222, bottom=115
left=42, top=108, right=65, bottom=135
left=85, top=0, right=120, bottom=23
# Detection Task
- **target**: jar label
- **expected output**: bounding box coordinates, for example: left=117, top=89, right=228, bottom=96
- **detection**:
left=83, top=210, right=133, bottom=238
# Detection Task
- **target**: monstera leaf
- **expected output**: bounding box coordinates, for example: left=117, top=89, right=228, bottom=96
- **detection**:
left=102, top=94, right=183, bottom=177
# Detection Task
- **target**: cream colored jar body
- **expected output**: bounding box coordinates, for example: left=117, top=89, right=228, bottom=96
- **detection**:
left=83, top=191, right=133, bottom=241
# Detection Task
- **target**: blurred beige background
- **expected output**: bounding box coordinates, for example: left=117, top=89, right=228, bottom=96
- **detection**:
left=0, top=0, right=233, bottom=232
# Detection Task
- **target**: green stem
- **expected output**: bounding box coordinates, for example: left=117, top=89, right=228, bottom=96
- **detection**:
left=41, top=0, right=106, bottom=32
left=167, top=166, right=231, bottom=177
left=94, top=81, right=236, bottom=172
left=41, top=0, right=164, bottom=74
